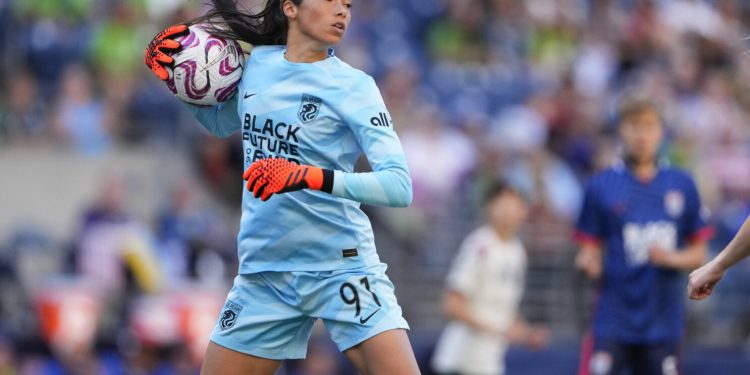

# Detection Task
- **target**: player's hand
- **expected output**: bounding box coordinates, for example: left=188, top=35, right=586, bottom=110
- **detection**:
left=504, top=323, right=549, bottom=350
left=688, top=260, right=725, bottom=300
left=525, top=326, right=550, bottom=350
left=575, top=248, right=601, bottom=279
left=648, top=246, right=673, bottom=268
left=243, top=158, right=333, bottom=201
left=144, top=24, right=188, bottom=81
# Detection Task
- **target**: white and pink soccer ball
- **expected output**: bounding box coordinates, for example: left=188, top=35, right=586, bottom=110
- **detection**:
left=165, top=25, right=244, bottom=106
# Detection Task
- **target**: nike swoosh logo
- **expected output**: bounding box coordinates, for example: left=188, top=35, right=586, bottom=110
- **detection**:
left=244, top=93, right=256, bottom=99
left=359, top=308, right=381, bottom=324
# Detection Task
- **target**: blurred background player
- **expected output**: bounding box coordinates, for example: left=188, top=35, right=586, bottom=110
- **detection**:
left=689, top=215, right=750, bottom=300
left=575, top=96, right=713, bottom=375
left=431, top=181, right=549, bottom=375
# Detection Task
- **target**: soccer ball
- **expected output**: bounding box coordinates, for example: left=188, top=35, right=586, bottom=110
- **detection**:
left=165, top=24, right=244, bottom=106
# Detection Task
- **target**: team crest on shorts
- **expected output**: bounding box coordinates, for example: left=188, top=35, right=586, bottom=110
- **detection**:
left=298, top=94, right=323, bottom=123
left=219, top=301, right=243, bottom=331
left=665, top=190, right=684, bottom=218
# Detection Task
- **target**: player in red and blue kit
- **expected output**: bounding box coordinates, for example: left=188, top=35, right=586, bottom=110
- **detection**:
left=574, top=96, right=713, bottom=375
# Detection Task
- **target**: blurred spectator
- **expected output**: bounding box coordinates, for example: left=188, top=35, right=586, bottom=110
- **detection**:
left=489, top=100, right=549, bottom=156
left=0, top=70, right=47, bottom=144
left=89, top=2, right=144, bottom=78
left=401, top=105, right=476, bottom=209
left=50, top=64, right=112, bottom=155
left=75, top=173, right=161, bottom=294
left=0, top=0, right=11, bottom=80
left=427, top=0, right=488, bottom=63
left=125, top=77, right=184, bottom=145
left=504, top=149, right=583, bottom=220
left=156, top=181, right=233, bottom=285
left=13, top=0, right=91, bottom=90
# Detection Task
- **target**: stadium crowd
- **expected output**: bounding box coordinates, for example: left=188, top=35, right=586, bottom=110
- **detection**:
left=3, top=0, right=750, bottom=373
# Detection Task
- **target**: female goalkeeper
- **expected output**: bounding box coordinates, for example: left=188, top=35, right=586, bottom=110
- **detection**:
left=144, top=0, right=419, bottom=374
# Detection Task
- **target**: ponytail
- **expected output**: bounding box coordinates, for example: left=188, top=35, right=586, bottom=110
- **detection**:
left=191, top=0, right=302, bottom=46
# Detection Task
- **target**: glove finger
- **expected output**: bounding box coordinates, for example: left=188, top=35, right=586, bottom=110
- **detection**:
left=159, top=39, right=182, bottom=51
left=253, top=180, right=269, bottom=199
left=153, top=50, right=174, bottom=65
left=159, top=24, right=189, bottom=40
left=246, top=172, right=262, bottom=192
left=261, top=189, right=274, bottom=201
left=243, top=162, right=263, bottom=180
left=152, top=63, right=170, bottom=81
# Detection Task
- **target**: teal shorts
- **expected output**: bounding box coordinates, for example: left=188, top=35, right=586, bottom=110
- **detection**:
left=209, top=263, right=409, bottom=360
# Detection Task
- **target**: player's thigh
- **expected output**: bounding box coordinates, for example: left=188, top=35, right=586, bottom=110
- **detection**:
left=308, top=265, right=419, bottom=374
left=209, top=273, right=316, bottom=361
left=201, top=341, right=282, bottom=375
left=343, top=328, right=419, bottom=375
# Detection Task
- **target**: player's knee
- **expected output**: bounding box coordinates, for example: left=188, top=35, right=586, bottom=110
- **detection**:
left=589, top=351, right=613, bottom=375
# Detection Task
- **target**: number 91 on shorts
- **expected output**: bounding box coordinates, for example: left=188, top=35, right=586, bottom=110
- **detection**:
left=208, top=263, right=409, bottom=360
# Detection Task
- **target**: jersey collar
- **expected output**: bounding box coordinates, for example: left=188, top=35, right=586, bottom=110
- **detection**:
left=613, top=157, right=669, bottom=184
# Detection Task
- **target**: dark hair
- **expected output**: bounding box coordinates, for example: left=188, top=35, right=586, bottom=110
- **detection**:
left=483, top=180, right=524, bottom=206
left=191, top=0, right=302, bottom=45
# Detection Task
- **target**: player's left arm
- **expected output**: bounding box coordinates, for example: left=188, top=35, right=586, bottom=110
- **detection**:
left=650, top=177, right=713, bottom=271
left=243, top=76, right=412, bottom=206
left=330, top=76, right=412, bottom=207
left=506, top=316, right=549, bottom=350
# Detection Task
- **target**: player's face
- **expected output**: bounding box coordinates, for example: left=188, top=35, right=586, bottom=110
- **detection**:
left=487, top=192, right=528, bottom=234
left=619, top=109, right=663, bottom=164
left=288, top=0, right=352, bottom=46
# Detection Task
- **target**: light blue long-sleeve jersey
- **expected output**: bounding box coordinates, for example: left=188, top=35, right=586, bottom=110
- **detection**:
left=186, top=46, right=412, bottom=273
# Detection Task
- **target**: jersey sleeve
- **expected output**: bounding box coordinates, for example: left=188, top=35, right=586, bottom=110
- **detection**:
left=331, top=76, right=412, bottom=207
left=446, top=235, right=482, bottom=295
left=575, top=179, right=604, bottom=245
left=183, top=95, right=241, bottom=138
left=683, top=177, right=713, bottom=243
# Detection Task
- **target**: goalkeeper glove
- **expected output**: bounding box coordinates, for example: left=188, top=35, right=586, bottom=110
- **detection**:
left=144, top=24, right=188, bottom=81
left=243, top=158, right=334, bottom=201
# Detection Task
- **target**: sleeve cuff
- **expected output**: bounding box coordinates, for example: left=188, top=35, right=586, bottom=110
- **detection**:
left=331, top=170, right=346, bottom=197
left=689, top=226, right=715, bottom=244
left=320, top=169, right=335, bottom=194
left=573, top=230, right=601, bottom=246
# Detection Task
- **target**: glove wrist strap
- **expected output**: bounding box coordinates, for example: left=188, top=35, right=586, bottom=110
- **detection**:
left=320, top=169, right=334, bottom=194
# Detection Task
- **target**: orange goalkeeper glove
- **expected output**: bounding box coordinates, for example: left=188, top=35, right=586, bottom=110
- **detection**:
left=243, top=158, right=334, bottom=201
left=144, top=24, right=188, bottom=81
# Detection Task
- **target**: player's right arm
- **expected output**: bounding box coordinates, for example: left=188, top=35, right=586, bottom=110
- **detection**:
left=441, top=289, right=495, bottom=334
left=144, top=24, right=242, bottom=138
left=574, top=179, right=604, bottom=280
left=183, top=96, right=242, bottom=138
left=689, top=216, right=750, bottom=300
left=576, top=242, right=602, bottom=280
left=505, top=316, right=549, bottom=349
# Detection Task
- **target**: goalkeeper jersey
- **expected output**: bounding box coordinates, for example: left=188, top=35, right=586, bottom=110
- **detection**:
left=186, top=46, right=412, bottom=273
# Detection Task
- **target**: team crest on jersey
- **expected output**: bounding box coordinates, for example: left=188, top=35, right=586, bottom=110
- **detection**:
left=219, top=300, right=242, bottom=331
left=298, top=94, right=323, bottom=123
left=665, top=190, right=685, bottom=218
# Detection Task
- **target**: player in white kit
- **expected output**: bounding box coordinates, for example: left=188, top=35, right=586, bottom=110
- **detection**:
left=432, top=182, right=548, bottom=375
